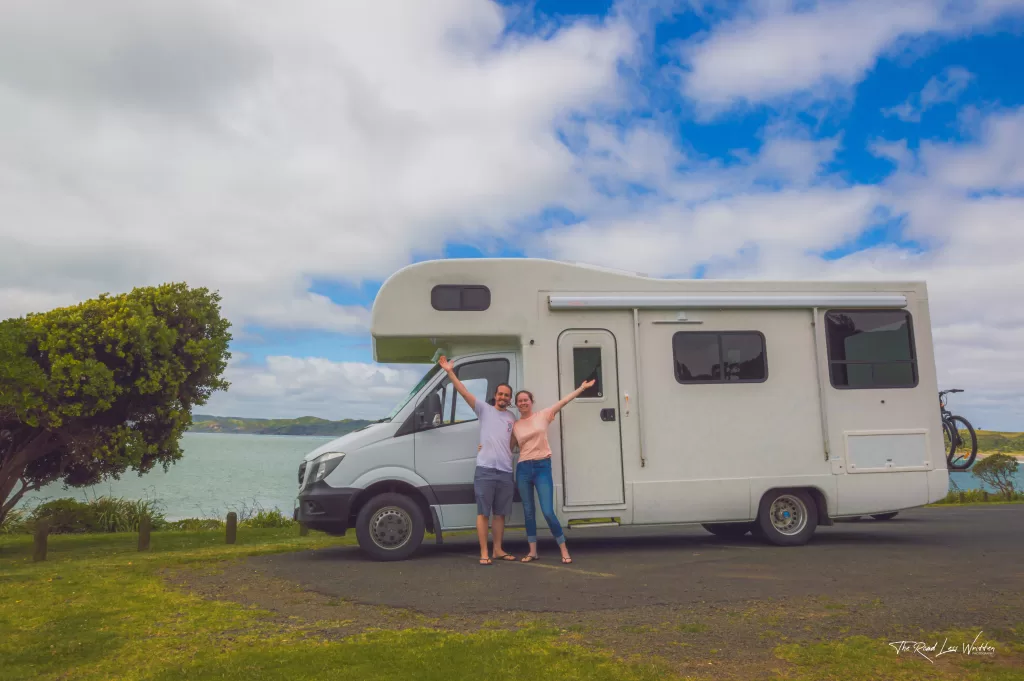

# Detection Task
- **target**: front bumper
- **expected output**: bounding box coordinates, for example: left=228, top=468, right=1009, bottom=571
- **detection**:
left=295, top=481, right=359, bottom=534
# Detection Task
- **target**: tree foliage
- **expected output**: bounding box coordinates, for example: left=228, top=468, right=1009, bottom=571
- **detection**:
left=972, top=453, right=1019, bottom=499
left=0, top=283, right=231, bottom=526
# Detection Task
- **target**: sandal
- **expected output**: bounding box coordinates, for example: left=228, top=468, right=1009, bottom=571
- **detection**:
left=479, top=558, right=493, bottom=566
left=521, top=555, right=540, bottom=563
left=561, top=557, right=573, bottom=564
left=494, top=553, right=517, bottom=562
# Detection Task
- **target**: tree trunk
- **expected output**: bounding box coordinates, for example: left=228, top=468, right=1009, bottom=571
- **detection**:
left=0, top=432, right=56, bottom=527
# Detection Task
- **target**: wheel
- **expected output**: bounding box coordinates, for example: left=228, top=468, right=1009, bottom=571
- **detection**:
left=754, top=489, right=818, bottom=546
left=355, top=493, right=425, bottom=561
left=702, top=522, right=754, bottom=539
left=945, top=416, right=977, bottom=470
left=870, top=512, right=898, bottom=521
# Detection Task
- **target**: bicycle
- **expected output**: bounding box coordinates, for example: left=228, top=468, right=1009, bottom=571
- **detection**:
left=940, top=389, right=977, bottom=470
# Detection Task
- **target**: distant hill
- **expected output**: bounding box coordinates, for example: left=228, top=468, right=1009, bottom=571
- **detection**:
left=189, top=414, right=376, bottom=436
left=976, top=430, right=1024, bottom=454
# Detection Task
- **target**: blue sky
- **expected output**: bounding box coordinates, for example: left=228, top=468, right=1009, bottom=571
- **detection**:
left=227, top=1, right=1024, bottom=370
left=2, top=0, right=1023, bottom=426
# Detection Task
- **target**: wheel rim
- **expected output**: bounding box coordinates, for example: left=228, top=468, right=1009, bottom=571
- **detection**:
left=769, top=495, right=808, bottom=536
left=369, top=506, right=412, bottom=550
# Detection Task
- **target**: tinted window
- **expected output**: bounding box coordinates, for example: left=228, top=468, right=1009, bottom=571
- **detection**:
left=453, top=359, right=510, bottom=420
left=673, top=333, right=719, bottom=382
left=673, top=332, right=767, bottom=384
left=572, top=347, right=603, bottom=398
left=825, top=311, right=917, bottom=389
left=431, top=285, right=491, bottom=311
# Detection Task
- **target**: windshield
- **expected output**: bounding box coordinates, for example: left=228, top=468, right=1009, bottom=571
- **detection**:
left=383, top=363, right=441, bottom=421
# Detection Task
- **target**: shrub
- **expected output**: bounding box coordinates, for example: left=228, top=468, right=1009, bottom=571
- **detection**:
left=164, top=518, right=225, bottom=531
left=0, top=508, right=30, bottom=535
left=15, top=496, right=167, bottom=534
left=972, top=453, right=1019, bottom=499
left=90, top=496, right=167, bottom=532
left=935, top=487, right=1024, bottom=504
left=30, top=498, right=98, bottom=533
left=240, top=508, right=294, bottom=529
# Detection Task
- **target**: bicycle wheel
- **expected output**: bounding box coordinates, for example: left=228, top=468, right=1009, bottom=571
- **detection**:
left=946, top=416, right=977, bottom=470
left=943, top=420, right=957, bottom=462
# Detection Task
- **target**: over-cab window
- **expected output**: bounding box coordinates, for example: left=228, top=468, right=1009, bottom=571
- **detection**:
left=431, top=285, right=491, bottom=311
left=673, top=332, right=767, bottom=384
left=825, top=310, right=917, bottom=389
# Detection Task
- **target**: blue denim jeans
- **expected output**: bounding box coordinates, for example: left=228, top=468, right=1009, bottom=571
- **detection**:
left=516, top=458, right=565, bottom=545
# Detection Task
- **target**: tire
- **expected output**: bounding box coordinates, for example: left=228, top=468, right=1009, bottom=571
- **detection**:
left=355, top=493, right=425, bottom=561
left=870, top=512, right=898, bottom=521
left=754, top=489, right=817, bottom=546
left=945, top=416, right=977, bottom=470
left=702, top=522, right=754, bottom=539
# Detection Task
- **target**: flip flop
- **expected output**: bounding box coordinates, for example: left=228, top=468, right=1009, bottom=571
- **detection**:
left=521, top=555, right=540, bottom=563
left=479, top=558, right=493, bottom=566
left=561, top=557, right=573, bottom=564
left=494, top=553, right=517, bottom=562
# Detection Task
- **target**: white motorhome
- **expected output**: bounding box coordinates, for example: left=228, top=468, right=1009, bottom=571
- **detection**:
left=296, top=258, right=949, bottom=560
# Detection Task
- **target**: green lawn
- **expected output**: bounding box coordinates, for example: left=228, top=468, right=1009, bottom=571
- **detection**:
left=0, top=530, right=666, bottom=681
left=0, top=529, right=1020, bottom=681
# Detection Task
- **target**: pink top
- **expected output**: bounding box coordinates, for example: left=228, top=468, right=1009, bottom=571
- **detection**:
left=512, top=407, right=556, bottom=462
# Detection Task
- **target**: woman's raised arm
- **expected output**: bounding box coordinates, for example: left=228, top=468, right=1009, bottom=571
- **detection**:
left=549, top=379, right=596, bottom=417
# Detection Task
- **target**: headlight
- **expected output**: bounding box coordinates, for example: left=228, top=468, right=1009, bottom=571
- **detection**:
left=311, top=451, right=345, bottom=483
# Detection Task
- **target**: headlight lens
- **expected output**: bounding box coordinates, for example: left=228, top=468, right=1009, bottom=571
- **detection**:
left=312, top=451, right=345, bottom=483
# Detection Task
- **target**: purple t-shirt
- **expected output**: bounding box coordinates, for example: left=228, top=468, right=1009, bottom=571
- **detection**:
left=474, top=400, right=516, bottom=473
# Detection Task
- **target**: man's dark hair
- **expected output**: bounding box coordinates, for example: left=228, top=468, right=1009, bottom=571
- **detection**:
left=494, top=383, right=513, bottom=396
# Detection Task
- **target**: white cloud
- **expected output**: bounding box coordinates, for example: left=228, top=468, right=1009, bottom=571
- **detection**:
left=884, top=66, right=974, bottom=122
left=203, top=355, right=430, bottom=420
left=679, top=0, right=1023, bottom=115
left=538, top=106, right=1024, bottom=430
left=0, top=0, right=635, bottom=328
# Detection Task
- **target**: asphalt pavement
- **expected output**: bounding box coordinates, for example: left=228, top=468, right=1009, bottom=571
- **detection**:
left=248, top=505, right=1024, bottom=615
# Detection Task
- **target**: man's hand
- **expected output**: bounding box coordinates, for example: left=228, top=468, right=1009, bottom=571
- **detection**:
left=438, top=355, right=454, bottom=373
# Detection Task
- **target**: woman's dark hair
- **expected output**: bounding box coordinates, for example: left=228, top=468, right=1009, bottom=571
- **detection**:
left=515, top=390, right=534, bottom=404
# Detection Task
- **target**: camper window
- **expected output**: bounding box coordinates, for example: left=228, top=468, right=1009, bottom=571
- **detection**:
left=431, top=285, right=491, bottom=311
left=673, top=331, right=767, bottom=384
left=572, top=347, right=603, bottom=398
left=825, top=310, right=917, bottom=389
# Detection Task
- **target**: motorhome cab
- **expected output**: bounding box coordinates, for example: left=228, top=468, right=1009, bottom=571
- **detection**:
left=296, top=258, right=949, bottom=560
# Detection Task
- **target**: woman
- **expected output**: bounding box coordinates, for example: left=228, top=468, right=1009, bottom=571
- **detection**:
left=510, top=378, right=595, bottom=564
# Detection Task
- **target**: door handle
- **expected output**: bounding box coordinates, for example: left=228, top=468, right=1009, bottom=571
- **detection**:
left=600, top=408, right=616, bottom=422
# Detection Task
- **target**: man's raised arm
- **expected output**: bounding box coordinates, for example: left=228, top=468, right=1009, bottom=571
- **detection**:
left=438, top=356, right=476, bottom=411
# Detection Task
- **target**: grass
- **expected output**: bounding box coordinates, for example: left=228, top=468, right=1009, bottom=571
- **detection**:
left=0, top=529, right=665, bottom=681
left=774, top=627, right=1024, bottom=681
left=0, top=529, right=1020, bottom=681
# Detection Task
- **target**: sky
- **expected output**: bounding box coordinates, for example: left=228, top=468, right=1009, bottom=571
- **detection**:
left=2, top=0, right=1023, bottom=429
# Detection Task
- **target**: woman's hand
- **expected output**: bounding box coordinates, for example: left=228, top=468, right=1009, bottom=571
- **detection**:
left=578, top=379, right=596, bottom=392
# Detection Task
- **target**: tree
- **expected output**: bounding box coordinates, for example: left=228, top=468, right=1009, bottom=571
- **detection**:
left=971, top=453, right=1019, bottom=500
left=0, top=284, right=231, bottom=527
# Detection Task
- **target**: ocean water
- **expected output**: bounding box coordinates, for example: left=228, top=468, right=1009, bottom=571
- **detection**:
left=16, top=434, right=1023, bottom=520
left=22, top=433, right=333, bottom=521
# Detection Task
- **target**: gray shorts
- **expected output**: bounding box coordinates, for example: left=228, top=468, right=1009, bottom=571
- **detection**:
left=474, top=465, right=514, bottom=517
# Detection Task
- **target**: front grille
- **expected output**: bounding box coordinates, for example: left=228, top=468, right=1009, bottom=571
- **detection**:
left=298, top=461, right=307, bottom=487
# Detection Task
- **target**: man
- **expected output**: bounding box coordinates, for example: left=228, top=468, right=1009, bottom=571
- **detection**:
left=437, top=355, right=517, bottom=565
